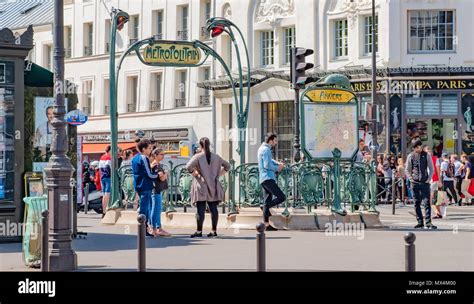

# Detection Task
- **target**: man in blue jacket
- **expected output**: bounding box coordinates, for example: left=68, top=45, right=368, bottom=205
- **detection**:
left=257, top=133, right=285, bottom=231
left=132, top=139, right=157, bottom=235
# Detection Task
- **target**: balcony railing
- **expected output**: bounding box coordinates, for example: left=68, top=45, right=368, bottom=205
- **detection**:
left=150, top=100, right=161, bottom=111
left=201, top=27, right=210, bottom=39
left=82, top=106, right=91, bottom=115
left=65, top=47, right=72, bottom=58
left=104, top=105, right=109, bottom=115
left=127, top=103, right=137, bottom=113
left=199, top=95, right=210, bottom=106
left=84, top=45, right=93, bottom=56
left=177, top=30, right=188, bottom=41
left=175, top=98, right=186, bottom=108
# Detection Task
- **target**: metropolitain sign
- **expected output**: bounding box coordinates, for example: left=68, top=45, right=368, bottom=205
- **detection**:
left=143, top=42, right=201, bottom=66
left=305, top=88, right=356, bottom=103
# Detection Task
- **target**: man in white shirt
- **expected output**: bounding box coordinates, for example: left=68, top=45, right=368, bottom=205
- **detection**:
left=34, top=106, right=54, bottom=148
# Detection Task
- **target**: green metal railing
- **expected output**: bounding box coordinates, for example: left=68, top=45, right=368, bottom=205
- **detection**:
left=114, top=152, right=378, bottom=216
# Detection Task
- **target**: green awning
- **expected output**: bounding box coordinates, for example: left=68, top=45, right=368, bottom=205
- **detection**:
left=24, top=61, right=53, bottom=87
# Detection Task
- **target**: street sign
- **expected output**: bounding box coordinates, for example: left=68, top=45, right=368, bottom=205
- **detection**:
left=305, top=88, right=356, bottom=103
left=143, top=42, right=201, bottom=66
left=66, top=109, right=88, bottom=126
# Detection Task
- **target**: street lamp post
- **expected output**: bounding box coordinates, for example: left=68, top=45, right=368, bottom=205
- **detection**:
left=206, top=18, right=251, bottom=166
left=371, top=0, right=378, bottom=160
left=43, top=0, right=77, bottom=271
left=107, top=8, right=129, bottom=211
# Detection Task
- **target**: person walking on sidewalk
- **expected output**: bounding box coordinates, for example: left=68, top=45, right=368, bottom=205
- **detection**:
left=424, top=146, right=442, bottom=218
left=405, top=138, right=437, bottom=229
left=150, top=148, right=171, bottom=237
left=257, top=133, right=286, bottom=231
left=99, top=145, right=112, bottom=217
left=186, top=137, right=230, bottom=238
left=440, top=153, right=458, bottom=205
left=132, top=139, right=158, bottom=237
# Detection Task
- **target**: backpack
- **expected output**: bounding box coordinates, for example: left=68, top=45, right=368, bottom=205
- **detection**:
left=446, top=162, right=455, bottom=178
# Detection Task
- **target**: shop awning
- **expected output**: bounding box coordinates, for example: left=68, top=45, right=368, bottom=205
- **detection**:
left=24, top=61, right=53, bottom=87
left=82, top=142, right=136, bottom=154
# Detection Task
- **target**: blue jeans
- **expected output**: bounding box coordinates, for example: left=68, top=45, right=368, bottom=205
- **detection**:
left=138, top=190, right=152, bottom=226
left=151, top=193, right=163, bottom=229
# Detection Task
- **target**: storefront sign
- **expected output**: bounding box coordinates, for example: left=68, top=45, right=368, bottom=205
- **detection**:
left=143, top=42, right=201, bottom=66
left=82, top=129, right=189, bottom=143
left=305, top=88, right=356, bottom=103
left=352, top=78, right=474, bottom=93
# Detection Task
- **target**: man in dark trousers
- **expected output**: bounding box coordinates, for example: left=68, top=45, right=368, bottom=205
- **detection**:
left=257, top=133, right=286, bottom=231
left=405, top=138, right=437, bottom=229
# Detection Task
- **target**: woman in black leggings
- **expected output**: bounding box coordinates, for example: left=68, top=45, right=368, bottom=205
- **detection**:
left=186, top=137, right=230, bottom=238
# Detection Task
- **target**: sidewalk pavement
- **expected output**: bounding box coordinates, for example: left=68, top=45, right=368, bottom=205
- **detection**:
left=0, top=204, right=472, bottom=272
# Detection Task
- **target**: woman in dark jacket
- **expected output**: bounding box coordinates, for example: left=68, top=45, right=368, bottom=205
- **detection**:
left=186, top=137, right=230, bottom=238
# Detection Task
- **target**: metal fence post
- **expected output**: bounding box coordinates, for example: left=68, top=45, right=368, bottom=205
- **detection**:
left=137, top=214, right=146, bottom=272
left=84, top=183, right=89, bottom=214
left=404, top=232, right=416, bottom=272
left=392, top=175, right=396, bottom=215
left=41, top=210, right=49, bottom=272
left=256, top=223, right=266, bottom=272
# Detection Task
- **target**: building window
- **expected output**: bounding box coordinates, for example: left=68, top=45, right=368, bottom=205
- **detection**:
left=127, top=76, right=138, bottom=113
left=129, top=15, right=139, bottom=44
left=44, top=44, right=53, bottom=71
left=82, top=80, right=93, bottom=115
left=334, top=19, right=348, bottom=58
left=84, top=23, right=93, bottom=56
left=103, top=79, right=110, bottom=115
left=262, top=101, right=294, bottom=161
left=105, top=19, right=111, bottom=53
left=261, top=31, right=274, bottom=66
left=363, top=15, right=378, bottom=55
left=65, top=26, right=72, bottom=58
left=151, top=73, right=162, bottom=111
left=283, top=27, right=295, bottom=65
left=153, top=10, right=164, bottom=39
left=176, top=70, right=187, bottom=107
left=201, top=1, right=212, bottom=39
left=178, top=6, right=188, bottom=40
left=200, top=67, right=211, bottom=106
left=409, top=10, right=455, bottom=52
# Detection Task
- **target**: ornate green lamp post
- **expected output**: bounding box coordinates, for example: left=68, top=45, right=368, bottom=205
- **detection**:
left=206, top=17, right=251, bottom=165
left=107, top=8, right=129, bottom=210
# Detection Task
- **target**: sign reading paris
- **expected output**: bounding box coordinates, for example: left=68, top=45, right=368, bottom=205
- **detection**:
left=305, top=88, right=356, bottom=103
left=143, top=42, right=201, bottom=66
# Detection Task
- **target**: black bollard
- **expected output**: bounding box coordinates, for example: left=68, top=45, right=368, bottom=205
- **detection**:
left=404, top=232, right=416, bottom=272
left=256, top=223, right=266, bottom=272
left=41, top=210, right=49, bottom=272
left=137, top=215, right=146, bottom=272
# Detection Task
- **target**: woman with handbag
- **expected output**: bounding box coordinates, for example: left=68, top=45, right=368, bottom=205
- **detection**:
left=186, top=137, right=230, bottom=238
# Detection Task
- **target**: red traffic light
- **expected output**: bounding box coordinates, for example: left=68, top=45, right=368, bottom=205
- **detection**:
left=210, top=25, right=225, bottom=38
left=117, top=15, right=128, bottom=31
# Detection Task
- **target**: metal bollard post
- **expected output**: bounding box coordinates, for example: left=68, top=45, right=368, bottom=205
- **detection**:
left=84, top=183, right=89, bottom=214
left=392, top=176, right=396, bottom=215
left=404, top=232, right=416, bottom=272
left=41, top=210, right=49, bottom=272
left=256, top=223, right=266, bottom=272
left=137, top=215, right=146, bottom=272
left=222, top=202, right=226, bottom=214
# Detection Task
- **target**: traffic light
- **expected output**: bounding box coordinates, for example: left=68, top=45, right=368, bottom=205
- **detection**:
left=290, top=47, right=314, bottom=90
left=116, top=12, right=129, bottom=31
